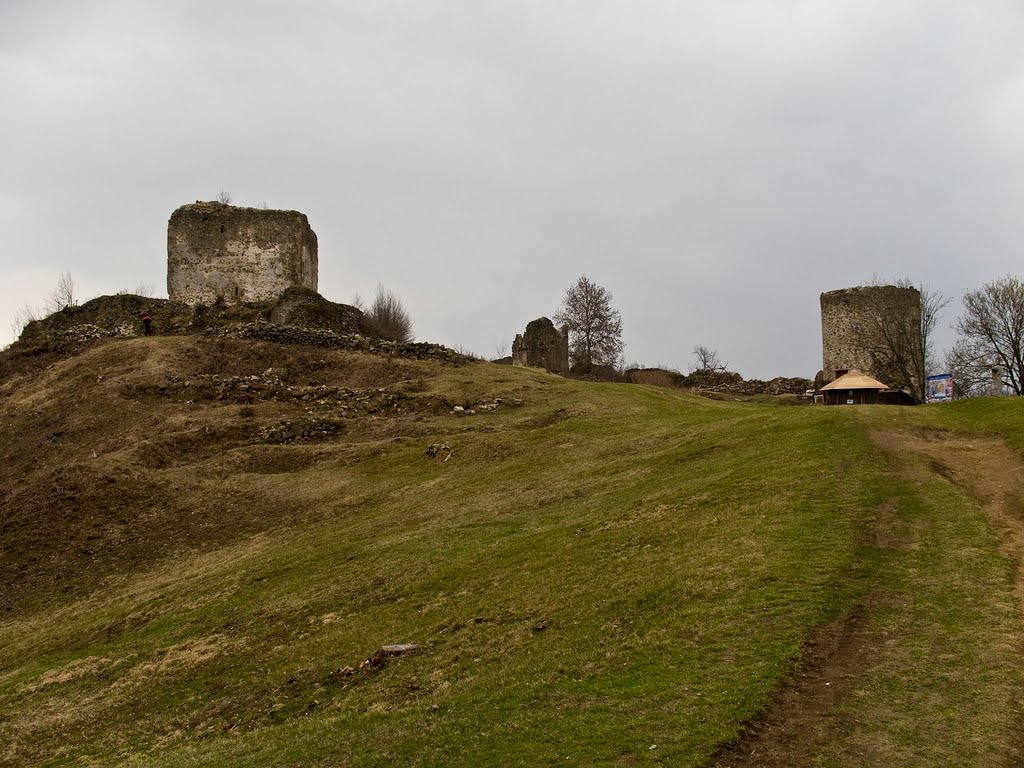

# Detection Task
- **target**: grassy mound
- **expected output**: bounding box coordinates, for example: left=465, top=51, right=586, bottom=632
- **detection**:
left=1, top=336, right=1023, bottom=766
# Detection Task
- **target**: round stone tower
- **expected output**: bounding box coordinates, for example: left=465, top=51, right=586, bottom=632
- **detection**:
left=819, top=285, right=922, bottom=390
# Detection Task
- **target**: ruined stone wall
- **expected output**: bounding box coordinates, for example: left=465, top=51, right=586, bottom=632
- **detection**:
left=820, top=285, right=921, bottom=388
left=167, top=202, right=318, bottom=305
left=511, top=317, right=569, bottom=375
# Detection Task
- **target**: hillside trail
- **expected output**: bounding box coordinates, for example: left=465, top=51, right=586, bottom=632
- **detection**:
left=712, top=424, right=1024, bottom=768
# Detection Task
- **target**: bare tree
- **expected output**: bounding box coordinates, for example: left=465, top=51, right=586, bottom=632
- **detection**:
left=217, top=189, right=233, bottom=205
left=10, top=304, right=39, bottom=339
left=9, top=271, right=75, bottom=338
left=553, top=274, right=623, bottom=373
left=44, top=271, right=76, bottom=314
left=866, top=277, right=949, bottom=403
left=691, top=345, right=726, bottom=372
left=920, top=284, right=951, bottom=377
left=495, top=339, right=509, bottom=358
left=945, top=338, right=997, bottom=398
left=954, top=275, right=1024, bottom=395
left=367, top=283, right=414, bottom=343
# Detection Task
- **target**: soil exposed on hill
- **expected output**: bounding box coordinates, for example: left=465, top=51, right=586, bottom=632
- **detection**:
left=0, top=335, right=466, bottom=616
left=713, top=426, right=1024, bottom=767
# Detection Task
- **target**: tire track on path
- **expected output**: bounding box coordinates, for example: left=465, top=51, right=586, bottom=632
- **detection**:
left=712, top=427, right=1024, bottom=767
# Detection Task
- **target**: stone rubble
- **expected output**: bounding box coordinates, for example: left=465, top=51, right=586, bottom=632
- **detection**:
left=159, top=371, right=406, bottom=413
left=425, top=444, right=453, bottom=460
left=682, top=370, right=812, bottom=396
left=361, top=643, right=425, bottom=670
left=207, top=321, right=468, bottom=364
left=449, top=397, right=523, bottom=416
left=258, top=418, right=344, bottom=444
left=51, top=324, right=123, bottom=344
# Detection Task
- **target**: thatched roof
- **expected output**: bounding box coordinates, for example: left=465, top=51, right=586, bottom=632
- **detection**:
left=820, top=369, right=888, bottom=391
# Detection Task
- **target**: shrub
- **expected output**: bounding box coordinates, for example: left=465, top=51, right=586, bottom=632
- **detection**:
left=366, top=284, right=413, bottom=343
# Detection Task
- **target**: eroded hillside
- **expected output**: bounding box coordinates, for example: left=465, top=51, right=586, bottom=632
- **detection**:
left=0, top=336, right=483, bottom=615
left=3, top=335, right=1024, bottom=767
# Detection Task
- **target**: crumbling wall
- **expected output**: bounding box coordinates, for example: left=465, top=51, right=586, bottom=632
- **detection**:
left=167, top=202, right=318, bottom=305
left=511, top=317, right=569, bottom=375
left=820, top=285, right=921, bottom=390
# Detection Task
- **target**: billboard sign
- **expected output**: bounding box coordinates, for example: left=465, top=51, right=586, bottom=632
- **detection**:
left=926, top=373, right=954, bottom=403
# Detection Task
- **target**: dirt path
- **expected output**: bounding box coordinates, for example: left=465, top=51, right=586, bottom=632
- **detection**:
left=877, top=428, right=1024, bottom=612
left=711, top=427, right=1024, bottom=768
left=711, top=603, right=874, bottom=767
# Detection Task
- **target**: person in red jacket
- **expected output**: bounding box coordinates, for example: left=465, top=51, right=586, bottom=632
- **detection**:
left=142, top=313, right=153, bottom=336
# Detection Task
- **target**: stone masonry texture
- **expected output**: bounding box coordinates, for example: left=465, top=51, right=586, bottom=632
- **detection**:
left=511, top=317, right=569, bottom=375
left=820, top=285, right=921, bottom=388
left=167, top=202, right=318, bottom=305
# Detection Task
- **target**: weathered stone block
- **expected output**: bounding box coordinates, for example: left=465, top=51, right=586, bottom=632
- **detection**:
left=167, top=202, right=317, bottom=305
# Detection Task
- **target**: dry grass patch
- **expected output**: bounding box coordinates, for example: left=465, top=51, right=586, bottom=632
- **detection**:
left=6, top=339, right=1024, bottom=767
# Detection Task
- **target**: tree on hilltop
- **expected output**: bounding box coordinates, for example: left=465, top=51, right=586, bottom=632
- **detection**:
left=952, top=275, right=1024, bottom=395
left=45, top=271, right=77, bottom=314
left=691, top=345, right=726, bottom=372
left=865, top=276, right=949, bottom=403
left=554, top=274, right=623, bottom=374
left=945, top=338, right=996, bottom=398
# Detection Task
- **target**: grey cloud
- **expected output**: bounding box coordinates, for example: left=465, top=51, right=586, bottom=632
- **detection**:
left=2, top=1, right=1024, bottom=378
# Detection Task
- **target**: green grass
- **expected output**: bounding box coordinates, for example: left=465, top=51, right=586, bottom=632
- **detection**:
left=2, top=339, right=1024, bottom=766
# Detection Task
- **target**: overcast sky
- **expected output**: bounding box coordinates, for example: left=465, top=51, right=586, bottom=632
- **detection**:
left=2, top=1, right=1023, bottom=378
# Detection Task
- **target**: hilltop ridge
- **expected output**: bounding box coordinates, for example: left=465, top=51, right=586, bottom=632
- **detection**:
left=3, top=334, right=1024, bottom=766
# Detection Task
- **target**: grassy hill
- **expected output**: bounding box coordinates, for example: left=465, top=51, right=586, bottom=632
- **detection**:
left=2, top=335, right=1024, bottom=766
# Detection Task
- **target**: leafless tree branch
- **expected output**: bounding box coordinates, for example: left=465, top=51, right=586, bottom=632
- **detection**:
left=954, top=275, right=1024, bottom=395
left=553, top=274, right=624, bottom=373
left=691, top=345, right=727, bottom=372
left=44, top=271, right=76, bottom=315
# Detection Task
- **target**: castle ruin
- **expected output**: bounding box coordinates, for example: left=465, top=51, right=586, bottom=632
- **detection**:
left=512, top=317, right=570, bottom=375
left=820, top=285, right=922, bottom=396
left=167, top=202, right=318, bottom=305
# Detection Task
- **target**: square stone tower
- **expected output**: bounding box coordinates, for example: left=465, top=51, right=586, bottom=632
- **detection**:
left=167, top=202, right=318, bottom=305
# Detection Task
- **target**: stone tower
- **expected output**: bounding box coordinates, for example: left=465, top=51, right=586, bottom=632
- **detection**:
left=167, top=202, right=318, bottom=305
left=819, top=285, right=922, bottom=391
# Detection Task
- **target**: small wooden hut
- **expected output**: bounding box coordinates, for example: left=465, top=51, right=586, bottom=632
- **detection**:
left=819, top=369, right=913, bottom=405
